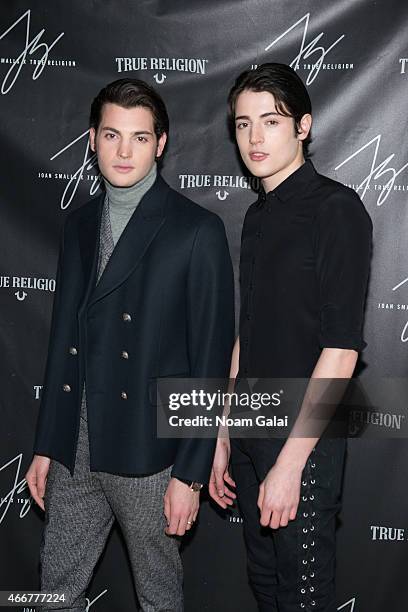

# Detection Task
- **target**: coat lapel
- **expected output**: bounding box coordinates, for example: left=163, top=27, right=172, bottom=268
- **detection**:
left=87, top=174, right=169, bottom=307
left=77, top=193, right=104, bottom=313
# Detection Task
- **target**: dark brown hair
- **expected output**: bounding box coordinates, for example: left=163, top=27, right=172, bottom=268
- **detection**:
left=228, top=63, right=312, bottom=157
left=89, top=78, right=169, bottom=139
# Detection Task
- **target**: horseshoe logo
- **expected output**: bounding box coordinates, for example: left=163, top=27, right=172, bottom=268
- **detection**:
left=347, top=419, right=361, bottom=437
left=154, top=73, right=167, bottom=84
left=216, top=190, right=229, bottom=201
left=15, top=290, right=27, bottom=301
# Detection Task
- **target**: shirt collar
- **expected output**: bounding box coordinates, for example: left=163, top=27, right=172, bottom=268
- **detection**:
left=257, top=159, right=317, bottom=206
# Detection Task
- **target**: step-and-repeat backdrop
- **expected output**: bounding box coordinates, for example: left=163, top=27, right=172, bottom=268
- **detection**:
left=1, top=2, right=407, bottom=611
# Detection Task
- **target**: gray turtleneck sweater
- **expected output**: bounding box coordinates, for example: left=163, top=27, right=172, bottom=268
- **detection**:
left=103, top=162, right=157, bottom=246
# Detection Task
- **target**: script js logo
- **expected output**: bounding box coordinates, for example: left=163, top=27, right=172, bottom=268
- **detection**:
left=338, top=599, right=356, bottom=612
left=0, top=9, right=75, bottom=95
left=263, top=12, right=351, bottom=85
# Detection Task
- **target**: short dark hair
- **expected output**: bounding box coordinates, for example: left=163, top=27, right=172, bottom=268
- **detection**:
left=228, top=63, right=312, bottom=157
left=89, top=78, right=169, bottom=139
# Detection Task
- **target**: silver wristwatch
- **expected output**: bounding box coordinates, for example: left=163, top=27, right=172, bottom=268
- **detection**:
left=189, top=481, right=203, bottom=492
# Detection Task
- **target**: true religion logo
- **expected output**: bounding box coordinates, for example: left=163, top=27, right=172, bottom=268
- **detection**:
left=399, top=58, right=408, bottom=74
left=178, top=174, right=260, bottom=201
left=370, top=525, right=406, bottom=541
left=0, top=275, right=56, bottom=301
left=115, top=56, right=209, bottom=85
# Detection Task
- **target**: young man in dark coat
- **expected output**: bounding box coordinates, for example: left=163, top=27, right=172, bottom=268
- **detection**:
left=26, top=78, right=235, bottom=612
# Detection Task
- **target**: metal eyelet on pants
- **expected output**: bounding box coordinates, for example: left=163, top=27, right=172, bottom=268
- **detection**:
left=299, top=453, right=317, bottom=610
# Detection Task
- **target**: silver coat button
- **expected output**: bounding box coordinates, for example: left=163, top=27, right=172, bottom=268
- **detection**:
left=63, top=384, right=71, bottom=392
left=121, top=350, right=129, bottom=359
left=121, top=391, right=128, bottom=400
left=122, top=312, right=132, bottom=322
left=69, top=346, right=78, bottom=355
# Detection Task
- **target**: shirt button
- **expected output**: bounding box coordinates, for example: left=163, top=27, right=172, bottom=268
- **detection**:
left=121, top=391, right=128, bottom=400
left=256, top=231, right=262, bottom=238
left=122, top=312, right=132, bottom=322
left=246, top=313, right=251, bottom=320
left=69, top=346, right=78, bottom=355
left=121, top=350, right=129, bottom=359
left=63, top=384, right=71, bottom=392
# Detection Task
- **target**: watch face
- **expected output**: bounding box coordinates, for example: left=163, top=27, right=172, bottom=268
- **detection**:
left=190, top=482, right=203, bottom=492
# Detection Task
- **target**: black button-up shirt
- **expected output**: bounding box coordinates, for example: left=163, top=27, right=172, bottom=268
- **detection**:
left=238, top=160, right=372, bottom=378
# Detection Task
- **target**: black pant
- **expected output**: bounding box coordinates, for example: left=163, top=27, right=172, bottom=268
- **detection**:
left=230, top=437, right=346, bottom=612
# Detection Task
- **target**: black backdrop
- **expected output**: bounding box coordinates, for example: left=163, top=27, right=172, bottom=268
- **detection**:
left=1, top=2, right=408, bottom=611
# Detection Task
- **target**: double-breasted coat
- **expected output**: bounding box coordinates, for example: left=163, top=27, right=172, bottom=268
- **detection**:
left=33, top=175, right=235, bottom=483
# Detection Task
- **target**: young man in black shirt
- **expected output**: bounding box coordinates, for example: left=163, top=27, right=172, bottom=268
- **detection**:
left=209, top=63, right=372, bottom=611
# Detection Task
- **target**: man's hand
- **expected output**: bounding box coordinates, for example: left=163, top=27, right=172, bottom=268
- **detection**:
left=257, top=462, right=302, bottom=529
left=25, top=455, right=51, bottom=511
left=208, top=437, right=236, bottom=509
left=164, top=477, right=200, bottom=536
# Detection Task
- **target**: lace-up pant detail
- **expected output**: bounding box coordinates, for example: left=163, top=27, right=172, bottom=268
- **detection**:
left=231, top=438, right=346, bottom=612
left=299, top=453, right=318, bottom=610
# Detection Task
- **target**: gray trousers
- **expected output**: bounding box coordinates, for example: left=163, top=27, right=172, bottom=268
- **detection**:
left=38, top=394, right=183, bottom=612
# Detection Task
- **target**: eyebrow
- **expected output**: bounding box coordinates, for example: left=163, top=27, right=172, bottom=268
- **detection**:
left=234, top=112, right=281, bottom=121
left=101, top=126, right=154, bottom=136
